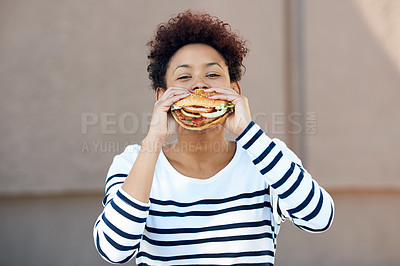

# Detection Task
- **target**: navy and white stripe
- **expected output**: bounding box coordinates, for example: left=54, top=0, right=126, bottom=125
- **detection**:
left=94, top=188, right=150, bottom=263
left=93, top=122, right=334, bottom=264
left=95, top=185, right=276, bottom=264
left=236, top=121, right=334, bottom=232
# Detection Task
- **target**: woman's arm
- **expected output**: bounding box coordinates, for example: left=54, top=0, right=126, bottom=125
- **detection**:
left=93, top=87, right=189, bottom=263
left=122, top=87, right=190, bottom=202
left=121, top=137, right=163, bottom=202
left=208, top=87, right=334, bottom=232
left=236, top=121, right=334, bottom=232
left=93, top=145, right=152, bottom=264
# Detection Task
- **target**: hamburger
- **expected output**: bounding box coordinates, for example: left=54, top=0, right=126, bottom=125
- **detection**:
left=170, top=89, right=235, bottom=130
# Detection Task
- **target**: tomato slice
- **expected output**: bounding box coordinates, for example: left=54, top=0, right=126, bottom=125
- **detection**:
left=191, top=117, right=206, bottom=125
left=174, top=110, right=185, bottom=120
left=183, top=106, right=215, bottom=113
left=174, top=109, right=207, bottom=126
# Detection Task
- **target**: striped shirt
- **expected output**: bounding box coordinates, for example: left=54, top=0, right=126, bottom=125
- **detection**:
left=93, top=121, right=334, bottom=265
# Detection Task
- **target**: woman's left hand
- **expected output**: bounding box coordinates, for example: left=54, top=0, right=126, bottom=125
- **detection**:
left=204, top=87, right=252, bottom=136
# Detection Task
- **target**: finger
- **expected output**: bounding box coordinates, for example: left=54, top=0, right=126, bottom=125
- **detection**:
left=157, top=89, right=190, bottom=104
left=159, top=87, right=189, bottom=100
left=166, top=112, right=177, bottom=134
left=204, top=87, right=238, bottom=95
left=206, top=93, right=242, bottom=103
left=166, top=87, right=189, bottom=93
left=166, top=93, right=190, bottom=105
left=156, top=92, right=190, bottom=110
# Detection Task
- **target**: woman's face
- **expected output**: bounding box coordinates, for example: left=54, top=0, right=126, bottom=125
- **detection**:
left=164, top=43, right=232, bottom=91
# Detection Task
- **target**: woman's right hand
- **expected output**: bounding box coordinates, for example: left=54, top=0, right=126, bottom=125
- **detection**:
left=145, top=87, right=190, bottom=145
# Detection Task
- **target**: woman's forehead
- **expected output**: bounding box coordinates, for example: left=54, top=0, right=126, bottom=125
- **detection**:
left=168, top=44, right=228, bottom=70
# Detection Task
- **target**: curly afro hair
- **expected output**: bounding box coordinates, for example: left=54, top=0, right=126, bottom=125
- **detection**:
left=147, top=10, right=249, bottom=91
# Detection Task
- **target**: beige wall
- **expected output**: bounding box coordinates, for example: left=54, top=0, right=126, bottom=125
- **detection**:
left=306, top=0, right=400, bottom=188
left=0, top=0, right=399, bottom=265
left=0, top=0, right=285, bottom=195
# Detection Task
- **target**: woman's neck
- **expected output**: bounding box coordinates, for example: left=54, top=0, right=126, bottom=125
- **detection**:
left=167, top=125, right=231, bottom=161
left=162, top=125, right=237, bottom=179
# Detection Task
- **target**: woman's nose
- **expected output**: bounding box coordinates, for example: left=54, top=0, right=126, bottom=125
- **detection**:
left=192, top=79, right=209, bottom=91
left=193, top=85, right=208, bottom=91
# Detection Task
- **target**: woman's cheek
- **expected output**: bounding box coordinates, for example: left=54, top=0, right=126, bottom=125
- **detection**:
left=209, top=79, right=229, bottom=88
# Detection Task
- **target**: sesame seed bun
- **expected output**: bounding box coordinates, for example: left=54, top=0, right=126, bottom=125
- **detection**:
left=171, top=89, right=233, bottom=131
left=173, top=89, right=228, bottom=107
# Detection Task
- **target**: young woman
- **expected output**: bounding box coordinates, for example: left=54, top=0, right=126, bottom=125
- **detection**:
left=94, top=10, right=334, bottom=265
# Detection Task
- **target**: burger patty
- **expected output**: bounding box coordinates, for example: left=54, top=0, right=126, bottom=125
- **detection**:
left=173, top=109, right=218, bottom=127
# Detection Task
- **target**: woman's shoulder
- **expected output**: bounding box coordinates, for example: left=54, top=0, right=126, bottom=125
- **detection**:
left=111, top=144, right=141, bottom=167
left=105, top=144, right=141, bottom=178
left=123, top=143, right=141, bottom=154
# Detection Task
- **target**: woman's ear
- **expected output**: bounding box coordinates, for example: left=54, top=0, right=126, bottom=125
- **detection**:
left=230, top=81, right=241, bottom=95
left=156, top=87, right=166, bottom=100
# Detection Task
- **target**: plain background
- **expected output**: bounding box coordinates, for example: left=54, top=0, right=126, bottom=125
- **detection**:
left=1, top=0, right=399, bottom=265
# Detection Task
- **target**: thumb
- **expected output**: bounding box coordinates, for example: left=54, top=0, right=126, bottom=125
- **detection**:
left=167, top=112, right=177, bottom=136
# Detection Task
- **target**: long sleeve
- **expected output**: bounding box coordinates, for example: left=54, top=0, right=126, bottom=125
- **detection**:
left=93, top=145, right=150, bottom=264
left=236, top=121, right=334, bottom=232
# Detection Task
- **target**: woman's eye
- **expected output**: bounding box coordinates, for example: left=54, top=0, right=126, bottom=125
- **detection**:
left=207, top=73, right=221, bottom=78
left=177, top=75, right=191, bottom=80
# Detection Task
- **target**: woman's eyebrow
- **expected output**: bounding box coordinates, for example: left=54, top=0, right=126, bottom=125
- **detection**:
left=173, top=62, right=223, bottom=74
left=173, top=64, right=190, bottom=74
left=205, top=62, right=223, bottom=69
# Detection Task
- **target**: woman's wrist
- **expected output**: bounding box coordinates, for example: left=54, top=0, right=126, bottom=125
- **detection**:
left=234, top=120, right=254, bottom=139
left=141, top=135, right=164, bottom=153
left=230, top=118, right=252, bottom=137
